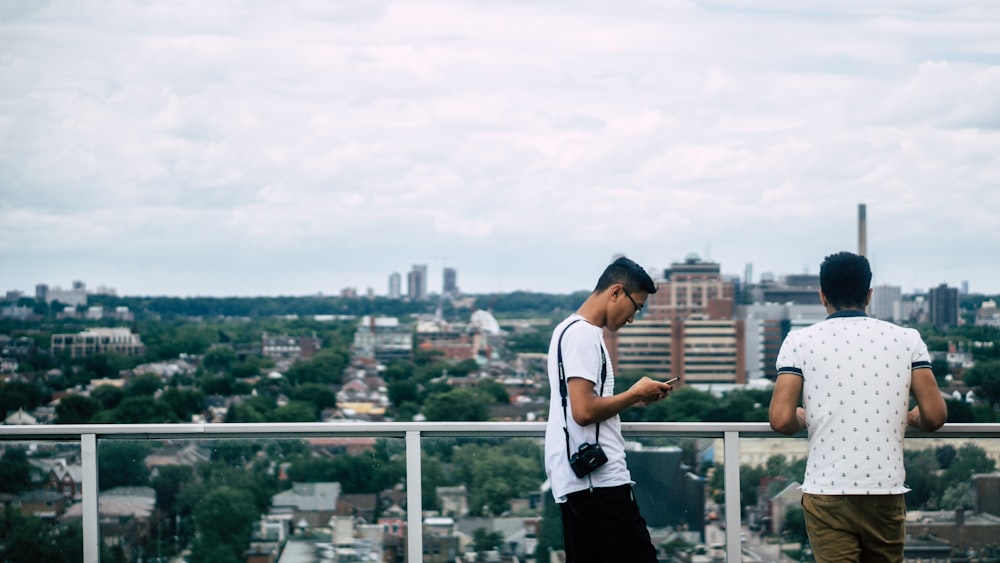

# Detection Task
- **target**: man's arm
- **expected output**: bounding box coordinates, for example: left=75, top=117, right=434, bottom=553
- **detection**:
left=769, top=373, right=805, bottom=435
left=568, top=376, right=673, bottom=427
left=908, top=367, right=947, bottom=431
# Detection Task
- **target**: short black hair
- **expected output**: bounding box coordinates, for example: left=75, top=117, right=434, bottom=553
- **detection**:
left=819, top=251, right=871, bottom=310
left=594, top=257, right=657, bottom=295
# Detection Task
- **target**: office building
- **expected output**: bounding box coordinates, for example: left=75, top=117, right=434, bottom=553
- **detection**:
left=407, top=265, right=427, bottom=301
left=608, top=319, right=674, bottom=380
left=752, top=274, right=822, bottom=306
left=679, top=317, right=744, bottom=384
left=929, top=283, right=959, bottom=329
left=610, top=254, right=744, bottom=385
left=647, top=254, right=734, bottom=321
left=51, top=328, right=145, bottom=359
left=442, top=267, right=458, bottom=298
left=388, top=272, right=401, bottom=299
left=870, top=285, right=902, bottom=322
left=737, top=303, right=827, bottom=380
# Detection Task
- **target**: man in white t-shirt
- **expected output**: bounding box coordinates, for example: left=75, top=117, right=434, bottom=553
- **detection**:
left=544, top=256, right=676, bottom=562
left=769, top=251, right=947, bottom=563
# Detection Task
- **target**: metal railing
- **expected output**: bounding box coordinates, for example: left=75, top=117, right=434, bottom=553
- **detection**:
left=3, top=422, right=999, bottom=562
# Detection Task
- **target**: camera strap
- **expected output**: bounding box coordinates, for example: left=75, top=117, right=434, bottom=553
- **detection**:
left=556, top=318, right=608, bottom=461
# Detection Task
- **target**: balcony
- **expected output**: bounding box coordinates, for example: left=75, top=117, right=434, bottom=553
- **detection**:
left=3, top=421, right=999, bottom=562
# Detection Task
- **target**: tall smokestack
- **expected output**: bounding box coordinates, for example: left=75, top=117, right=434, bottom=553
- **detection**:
left=858, top=203, right=867, bottom=257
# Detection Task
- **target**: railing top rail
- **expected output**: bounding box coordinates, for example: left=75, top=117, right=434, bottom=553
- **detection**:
left=2, top=422, right=999, bottom=441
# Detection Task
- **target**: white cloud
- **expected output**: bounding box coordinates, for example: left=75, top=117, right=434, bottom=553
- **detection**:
left=1, top=0, right=999, bottom=296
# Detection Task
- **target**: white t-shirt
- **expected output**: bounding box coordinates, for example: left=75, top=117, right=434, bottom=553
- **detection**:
left=544, top=315, right=632, bottom=502
left=776, top=311, right=931, bottom=495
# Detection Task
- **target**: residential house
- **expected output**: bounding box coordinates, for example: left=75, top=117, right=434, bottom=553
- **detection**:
left=271, top=482, right=342, bottom=530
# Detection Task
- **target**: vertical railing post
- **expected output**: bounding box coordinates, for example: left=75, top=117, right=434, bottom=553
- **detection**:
left=723, top=431, right=741, bottom=562
left=405, top=430, right=423, bottom=562
left=82, top=434, right=100, bottom=563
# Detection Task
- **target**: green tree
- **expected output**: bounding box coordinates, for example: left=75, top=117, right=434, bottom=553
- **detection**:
left=388, top=379, right=420, bottom=408
left=98, top=442, right=151, bottom=490
left=0, top=448, right=33, bottom=493
left=939, top=482, right=974, bottom=510
left=904, top=448, right=941, bottom=508
left=476, top=378, right=509, bottom=404
left=290, top=383, right=337, bottom=411
left=942, top=442, right=996, bottom=483
left=962, top=359, right=1000, bottom=406
left=451, top=439, right=543, bottom=516
left=126, top=373, right=162, bottom=396
left=0, top=381, right=46, bottom=414
left=54, top=394, right=100, bottom=424
left=189, top=487, right=258, bottom=563
left=113, top=395, right=177, bottom=423
left=91, top=384, right=125, bottom=410
left=472, top=527, right=504, bottom=552
left=151, top=465, right=195, bottom=517
left=782, top=506, right=808, bottom=542
left=423, top=388, right=490, bottom=422
left=504, top=327, right=552, bottom=355
left=268, top=401, right=318, bottom=422
left=202, top=345, right=238, bottom=374
left=160, top=387, right=204, bottom=421
left=284, top=348, right=348, bottom=385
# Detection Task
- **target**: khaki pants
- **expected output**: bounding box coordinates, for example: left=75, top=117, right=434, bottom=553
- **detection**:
left=801, top=493, right=906, bottom=563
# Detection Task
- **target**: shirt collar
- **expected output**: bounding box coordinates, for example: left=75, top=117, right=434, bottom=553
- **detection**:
left=826, top=309, right=868, bottom=320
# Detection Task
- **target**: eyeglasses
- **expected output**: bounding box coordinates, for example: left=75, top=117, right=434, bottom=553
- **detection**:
left=622, top=287, right=643, bottom=316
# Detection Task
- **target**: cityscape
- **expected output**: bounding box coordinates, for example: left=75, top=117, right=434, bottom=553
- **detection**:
left=4, top=0, right=999, bottom=561
left=2, top=224, right=999, bottom=562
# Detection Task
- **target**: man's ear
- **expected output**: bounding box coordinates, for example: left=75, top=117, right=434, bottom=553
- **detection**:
left=864, top=288, right=873, bottom=307
left=818, top=290, right=829, bottom=308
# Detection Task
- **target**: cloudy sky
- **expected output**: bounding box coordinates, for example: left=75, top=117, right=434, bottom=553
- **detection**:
left=2, top=0, right=999, bottom=298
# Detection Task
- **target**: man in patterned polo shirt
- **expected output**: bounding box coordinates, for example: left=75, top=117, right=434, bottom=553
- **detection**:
left=769, top=251, right=947, bottom=563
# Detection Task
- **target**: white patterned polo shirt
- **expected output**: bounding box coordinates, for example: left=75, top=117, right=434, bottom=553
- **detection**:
left=776, top=310, right=931, bottom=495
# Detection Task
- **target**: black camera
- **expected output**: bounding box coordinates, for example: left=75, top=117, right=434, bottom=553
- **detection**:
left=569, top=442, right=608, bottom=478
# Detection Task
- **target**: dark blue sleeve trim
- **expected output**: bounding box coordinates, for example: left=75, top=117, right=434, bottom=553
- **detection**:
left=912, top=360, right=932, bottom=370
left=777, top=366, right=803, bottom=377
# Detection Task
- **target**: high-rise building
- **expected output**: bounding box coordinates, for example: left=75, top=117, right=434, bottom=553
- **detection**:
left=608, top=319, right=674, bottom=381
left=647, top=254, right=734, bottom=321
left=929, top=283, right=959, bottom=329
left=870, top=285, right=902, bottom=322
left=443, top=267, right=458, bottom=298
left=407, top=265, right=427, bottom=301
left=388, top=272, right=402, bottom=299
left=737, top=303, right=827, bottom=380
left=609, top=254, right=743, bottom=386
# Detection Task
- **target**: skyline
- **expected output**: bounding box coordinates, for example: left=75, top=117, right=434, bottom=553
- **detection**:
left=7, top=254, right=995, bottom=300
left=2, top=1, right=999, bottom=298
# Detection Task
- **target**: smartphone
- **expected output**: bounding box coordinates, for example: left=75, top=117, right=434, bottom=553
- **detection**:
left=664, top=377, right=680, bottom=385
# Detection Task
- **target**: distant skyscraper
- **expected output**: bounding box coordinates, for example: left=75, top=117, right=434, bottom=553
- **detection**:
left=858, top=203, right=867, bottom=257
left=407, top=265, right=428, bottom=301
left=388, top=272, right=402, bottom=299
left=870, top=285, right=902, bottom=322
left=929, top=283, right=959, bottom=329
left=443, top=267, right=458, bottom=298
left=35, top=283, right=48, bottom=302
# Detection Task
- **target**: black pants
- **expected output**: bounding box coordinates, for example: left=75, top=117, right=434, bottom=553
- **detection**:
left=560, top=484, right=658, bottom=563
